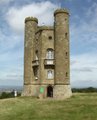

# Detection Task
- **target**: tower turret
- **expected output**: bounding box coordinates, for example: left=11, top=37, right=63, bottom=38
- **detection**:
left=23, top=17, right=38, bottom=95
left=53, top=9, right=72, bottom=99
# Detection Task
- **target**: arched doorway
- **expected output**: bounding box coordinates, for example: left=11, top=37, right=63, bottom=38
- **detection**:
left=47, top=85, right=53, bottom=97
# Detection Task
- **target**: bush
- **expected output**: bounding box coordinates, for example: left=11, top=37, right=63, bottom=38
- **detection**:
left=72, top=87, right=97, bottom=93
left=0, top=92, right=14, bottom=99
left=0, top=91, right=21, bottom=99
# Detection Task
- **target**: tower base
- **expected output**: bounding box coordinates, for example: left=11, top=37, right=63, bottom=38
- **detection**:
left=53, top=85, right=72, bottom=99
left=21, top=85, right=40, bottom=97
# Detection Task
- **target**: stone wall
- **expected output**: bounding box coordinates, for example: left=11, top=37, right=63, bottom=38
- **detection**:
left=53, top=85, right=72, bottom=99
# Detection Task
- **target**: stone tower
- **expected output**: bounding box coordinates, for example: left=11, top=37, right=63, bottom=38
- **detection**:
left=53, top=9, right=72, bottom=99
left=23, top=17, right=39, bottom=96
left=22, top=9, right=72, bottom=99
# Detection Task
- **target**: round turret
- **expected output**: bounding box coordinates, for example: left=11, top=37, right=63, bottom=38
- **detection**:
left=24, top=17, right=38, bottom=85
left=54, top=9, right=70, bottom=85
left=54, top=9, right=69, bottom=16
left=53, top=9, right=72, bottom=99
left=25, top=17, right=38, bottom=23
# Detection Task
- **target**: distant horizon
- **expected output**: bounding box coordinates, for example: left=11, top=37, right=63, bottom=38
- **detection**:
left=0, top=85, right=97, bottom=89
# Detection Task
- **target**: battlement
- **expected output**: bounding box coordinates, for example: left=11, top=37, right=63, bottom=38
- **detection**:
left=54, top=9, right=69, bottom=16
left=36, top=26, right=54, bottom=33
left=25, top=17, right=38, bottom=23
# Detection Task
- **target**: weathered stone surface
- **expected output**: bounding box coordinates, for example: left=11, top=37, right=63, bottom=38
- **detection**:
left=22, top=9, right=72, bottom=99
left=53, top=85, right=72, bottom=99
left=22, top=85, right=40, bottom=97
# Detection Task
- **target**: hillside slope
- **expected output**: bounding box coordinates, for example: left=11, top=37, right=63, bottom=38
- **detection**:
left=0, top=93, right=97, bottom=120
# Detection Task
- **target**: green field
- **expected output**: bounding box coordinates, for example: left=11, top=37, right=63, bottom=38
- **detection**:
left=0, top=93, right=97, bottom=120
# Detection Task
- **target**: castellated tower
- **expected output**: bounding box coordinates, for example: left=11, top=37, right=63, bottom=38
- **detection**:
left=22, top=9, right=72, bottom=99
left=53, top=9, right=72, bottom=99
left=23, top=17, right=39, bottom=96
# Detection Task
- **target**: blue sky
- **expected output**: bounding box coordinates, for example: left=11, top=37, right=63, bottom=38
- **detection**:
left=0, top=0, right=97, bottom=87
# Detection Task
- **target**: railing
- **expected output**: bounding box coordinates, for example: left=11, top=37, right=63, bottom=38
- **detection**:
left=32, top=60, right=39, bottom=66
left=44, top=59, right=55, bottom=65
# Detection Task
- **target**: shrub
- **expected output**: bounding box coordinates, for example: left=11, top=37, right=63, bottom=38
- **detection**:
left=0, top=91, right=21, bottom=99
left=72, top=87, right=97, bottom=93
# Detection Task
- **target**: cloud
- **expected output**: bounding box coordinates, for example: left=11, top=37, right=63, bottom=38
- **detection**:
left=0, top=28, right=23, bottom=86
left=0, top=59, right=23, bottom=86
left=71, top=53, right=97, bottom=87
left=5, top=1, right=60, bottom=33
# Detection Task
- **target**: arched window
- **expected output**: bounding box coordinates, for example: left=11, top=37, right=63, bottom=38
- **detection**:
left=46, top=49, right=54, bottom=59
left=47, top=70, right=53, bottom=79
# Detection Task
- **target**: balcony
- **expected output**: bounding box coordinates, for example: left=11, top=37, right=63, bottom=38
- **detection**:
left=32, top=60, right=39, bottom=67
left=44, top=59, right=55, bottom=66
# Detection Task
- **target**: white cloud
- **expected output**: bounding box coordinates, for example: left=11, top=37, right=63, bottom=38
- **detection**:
left=71, top=53, right=97, bottom=87
left=0, top=28, right=23, bottom=86
left=5, top=1, right=60, bottom=33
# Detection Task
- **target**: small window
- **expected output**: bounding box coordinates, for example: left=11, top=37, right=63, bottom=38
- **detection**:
left=66, top=72, right=68, bottom=77
left=66, top=52, right=68, bottom=56
left=65, top=18, right=67, bottom=21
left=65, top=33, right=68, bottom=39
left=33, top=67, right=38, bottom=79
left=47, top=70, right=53, bottom=79
left=48, top=36, right=52, bottom=40
left=35, top=50, right=38, bottom=60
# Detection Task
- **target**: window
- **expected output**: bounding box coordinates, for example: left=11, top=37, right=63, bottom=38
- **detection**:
left=48, top=36, right=52, bottom=40
left=66, top=52, right=68, bottom=56
left=66, top=72, right=68, bottom=77
left=46, top=49, right=54, bottom=59
left=47, top=70, right=53, bottom=79
left=35, top=50, right=38, bottom=60
left=65, top=33, right=68, bottom=39
left=33, top=67, right=38, bottom=80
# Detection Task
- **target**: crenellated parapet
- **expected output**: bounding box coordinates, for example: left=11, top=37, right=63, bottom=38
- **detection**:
left=25, top=17, right=38, bottom=23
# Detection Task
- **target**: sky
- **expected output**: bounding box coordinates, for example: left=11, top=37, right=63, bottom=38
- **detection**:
left=0, top=0, right=97, bottom=88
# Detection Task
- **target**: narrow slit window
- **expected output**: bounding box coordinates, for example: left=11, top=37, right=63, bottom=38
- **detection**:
left=66, top=52, right=68, bottom=56
left=66, top=72, right=68, bottom=77
left=35, top=50, right=38, bottom=60
left=65, top=33, right=68, bottom=39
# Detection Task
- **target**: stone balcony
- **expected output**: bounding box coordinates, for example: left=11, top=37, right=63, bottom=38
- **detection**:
left=32, top=60, right=39, bottom=66
left=44, top=59, right=55, bottom=66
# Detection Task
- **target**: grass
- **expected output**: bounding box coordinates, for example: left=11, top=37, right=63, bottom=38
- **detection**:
left=0, top=93, right=97, bottom=120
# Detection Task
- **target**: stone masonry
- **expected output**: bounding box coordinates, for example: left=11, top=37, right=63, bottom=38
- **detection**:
left=22, top=9, right=72, bottom=99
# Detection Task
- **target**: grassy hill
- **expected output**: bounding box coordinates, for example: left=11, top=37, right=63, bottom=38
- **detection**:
left=0, top=93, right=97, bottom=120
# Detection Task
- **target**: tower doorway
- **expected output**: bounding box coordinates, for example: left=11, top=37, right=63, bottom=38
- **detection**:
left=47, top=85, right=53, bottom=97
